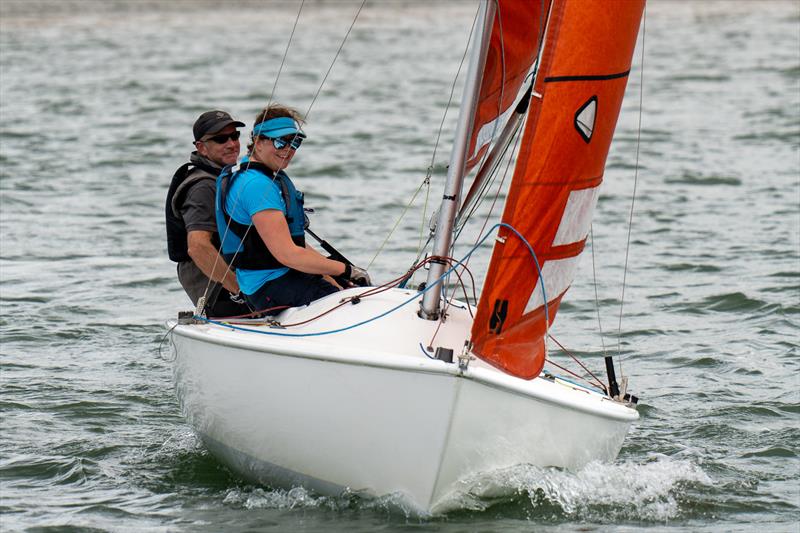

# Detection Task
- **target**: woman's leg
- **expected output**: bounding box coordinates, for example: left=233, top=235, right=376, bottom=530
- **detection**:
left=246, top=270, right=339, bottom=312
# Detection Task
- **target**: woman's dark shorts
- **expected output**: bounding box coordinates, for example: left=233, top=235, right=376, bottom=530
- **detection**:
left=245, top=270, right=339, bottom=314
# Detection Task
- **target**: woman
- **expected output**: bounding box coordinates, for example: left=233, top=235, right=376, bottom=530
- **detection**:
left=215, top=104, right=370, bottom=313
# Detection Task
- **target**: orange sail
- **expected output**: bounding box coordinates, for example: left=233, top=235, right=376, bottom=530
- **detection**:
left=465, top=0, right=547, bottom=172
left=470, top=0, right=645, bottom=379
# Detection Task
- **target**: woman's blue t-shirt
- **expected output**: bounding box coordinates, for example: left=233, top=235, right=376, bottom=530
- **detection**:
left=215, top=164, right=289, bottom=295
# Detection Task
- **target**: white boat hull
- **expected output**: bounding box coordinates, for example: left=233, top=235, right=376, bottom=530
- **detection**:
left=169, top=287, right=637, bottom=513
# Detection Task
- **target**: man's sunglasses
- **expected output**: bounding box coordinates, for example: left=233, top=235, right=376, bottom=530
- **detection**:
left=260, top=135, right=303, bottom=151
left=202, top=131, right=241, bottom=144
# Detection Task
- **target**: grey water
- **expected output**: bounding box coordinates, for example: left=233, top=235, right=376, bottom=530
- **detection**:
left=1, top=0, right=798, bottom=531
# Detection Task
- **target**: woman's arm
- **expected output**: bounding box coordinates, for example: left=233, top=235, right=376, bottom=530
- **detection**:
left=252, top=210, right=347, bottom=276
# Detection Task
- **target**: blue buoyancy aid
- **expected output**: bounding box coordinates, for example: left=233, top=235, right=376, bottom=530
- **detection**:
left=217, top=161, right=306, bottom=270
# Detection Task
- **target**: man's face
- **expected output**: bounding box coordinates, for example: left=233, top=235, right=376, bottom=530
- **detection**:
left=196, top=125, right=240, bottom=166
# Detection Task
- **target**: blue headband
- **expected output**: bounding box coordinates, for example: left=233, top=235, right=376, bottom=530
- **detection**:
left=252, top=117, right=306, bottom=139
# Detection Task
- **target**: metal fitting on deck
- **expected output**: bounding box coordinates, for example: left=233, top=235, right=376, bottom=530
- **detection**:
left=177, top=311, right=197, bottom=325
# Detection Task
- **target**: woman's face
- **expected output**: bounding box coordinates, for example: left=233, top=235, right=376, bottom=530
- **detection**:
left=253, top=136, right=297, bottom=172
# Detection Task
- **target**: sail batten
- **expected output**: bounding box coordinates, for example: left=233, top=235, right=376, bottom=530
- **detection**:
left=470, top=0, right=645, bottom=379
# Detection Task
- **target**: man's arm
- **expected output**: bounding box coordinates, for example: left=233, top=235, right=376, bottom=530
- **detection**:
left=186, top=230, right=240, bottom=294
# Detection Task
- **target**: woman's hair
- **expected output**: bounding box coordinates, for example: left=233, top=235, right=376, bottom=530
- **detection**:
left=247, top=104, right=305, bottom=153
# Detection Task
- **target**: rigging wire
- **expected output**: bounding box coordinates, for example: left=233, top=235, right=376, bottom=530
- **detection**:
left=543, top=358, right=604, bottom=392
left=304, top=0, right=366, bottom=120
left=589, top=225, right=608, bottom=357
left=266, top=0, right=306, bottom=114
left=197, top=0, right=306, bottom=313
left=547, top=334, right=607, bottom=390
left=616, top=6, right=646, bottom=376
left=199, top=1, right=366, bottom=317
left=365, top=175, right=430, bottom=272
left=366, top=2, right=481, bottom=274
left=417, top=174, right=432, bottom=260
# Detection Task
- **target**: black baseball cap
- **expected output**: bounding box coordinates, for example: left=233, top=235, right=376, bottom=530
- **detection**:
left=193, top=110, right=245, bottom=141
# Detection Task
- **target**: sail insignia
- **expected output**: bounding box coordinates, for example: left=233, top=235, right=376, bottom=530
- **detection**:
left=574, top=96, right=597, bottom=143
left=489, top=299, right=508, bottom=334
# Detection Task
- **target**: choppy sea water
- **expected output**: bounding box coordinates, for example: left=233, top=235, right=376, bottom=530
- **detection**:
left=1, top=1, right=798, bottom=531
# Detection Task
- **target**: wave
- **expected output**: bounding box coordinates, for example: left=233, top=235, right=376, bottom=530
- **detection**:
left=217, top=456, right=712, bottom=522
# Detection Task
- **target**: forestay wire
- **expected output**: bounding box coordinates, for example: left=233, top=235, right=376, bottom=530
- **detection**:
left=616, top=6, right=646, bottom=376
left=589, top=225, right=608, bottom=357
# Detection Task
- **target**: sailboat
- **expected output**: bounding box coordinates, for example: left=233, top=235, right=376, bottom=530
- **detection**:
left=168, top=0, right=645, bottom=514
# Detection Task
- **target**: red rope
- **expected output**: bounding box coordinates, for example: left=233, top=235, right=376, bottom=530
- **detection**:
left=547, top=334, right=607, bottom=391
left=209, top=305, right=290, bottom=321
left=280, top=258, right=439, bottom=328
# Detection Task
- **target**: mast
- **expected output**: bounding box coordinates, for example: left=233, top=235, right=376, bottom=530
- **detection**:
left=420, top=0, right=496, bottom=320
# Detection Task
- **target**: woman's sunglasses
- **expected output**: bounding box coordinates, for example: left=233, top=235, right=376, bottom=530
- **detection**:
left=203, top=131, right=241, bottom=144
left=261, top=135, right=303, bottom=151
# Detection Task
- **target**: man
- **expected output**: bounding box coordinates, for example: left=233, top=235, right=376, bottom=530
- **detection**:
left=166, top=110, right=251, bottom=317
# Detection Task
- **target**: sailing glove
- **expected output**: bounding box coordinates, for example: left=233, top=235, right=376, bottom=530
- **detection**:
left=343, top=263, right=371, bottom=287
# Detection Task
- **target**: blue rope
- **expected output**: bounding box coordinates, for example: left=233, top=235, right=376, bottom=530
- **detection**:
left=496, top=222, right=549, bottom=327
left=419, top=343, right=436, bottom=359
left=193, top=222, right=547, bottom=337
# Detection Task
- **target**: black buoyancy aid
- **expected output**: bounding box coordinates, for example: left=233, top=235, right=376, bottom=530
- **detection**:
left=218, top=161, right=306, bottom=270
left=165, top=160, right=221, bottom=263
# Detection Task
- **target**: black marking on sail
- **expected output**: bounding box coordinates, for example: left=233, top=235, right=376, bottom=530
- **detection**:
left=574, top=96, right=598, bottom=144
left=544, top=70, right=631, bottom=83
left=489, top=299, right=508, bottom=334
